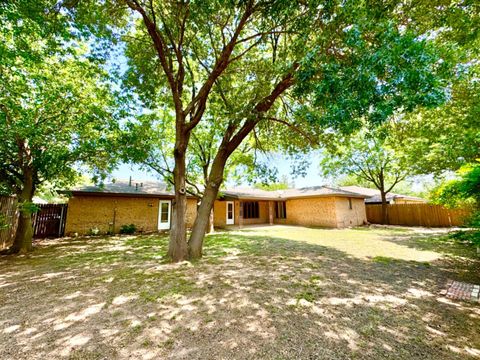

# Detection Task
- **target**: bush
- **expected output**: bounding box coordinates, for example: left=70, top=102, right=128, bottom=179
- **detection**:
left=449, top=230, right=480, bottom=247
left=120, top=224, right=137, bottom=234
left=88, top=227, right=100, bottom=236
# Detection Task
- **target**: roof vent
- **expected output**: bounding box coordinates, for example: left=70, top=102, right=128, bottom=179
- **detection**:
left=135, top=183, right=139, bottom=191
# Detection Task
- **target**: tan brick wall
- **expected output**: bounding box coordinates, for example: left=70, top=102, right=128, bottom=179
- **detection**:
left=334, top=197, right=367, bottom=228
left=278, top=197, right=338, bottom=227
left=185, top=198, right=198, bottom=227
left=213, top=200, right=227, bottom=227
left=212, top=197, right=367, bottom=228
left=213, top=200, right=270, bottom=227
left=65, top=196, right=197, bottom=235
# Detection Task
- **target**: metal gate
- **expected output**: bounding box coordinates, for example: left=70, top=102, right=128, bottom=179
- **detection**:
left=33, top=204, right=68, bottom=238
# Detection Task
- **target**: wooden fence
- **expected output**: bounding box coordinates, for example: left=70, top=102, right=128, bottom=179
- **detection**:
left=33, top=204, right=68, bottom=238
left=366, top=203, right=471, bottom=227
left=0, top=197, right=68, bottom=250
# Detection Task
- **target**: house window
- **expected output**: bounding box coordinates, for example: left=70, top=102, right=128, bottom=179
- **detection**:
left=275, top=201, right=287, bottom=219
left=348, top=198, right=353, bottom=210
left=243, top=201, right=259, bottom=219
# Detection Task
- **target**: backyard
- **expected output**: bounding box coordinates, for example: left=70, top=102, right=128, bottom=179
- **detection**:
left=0, top=225, right=479, bottom=359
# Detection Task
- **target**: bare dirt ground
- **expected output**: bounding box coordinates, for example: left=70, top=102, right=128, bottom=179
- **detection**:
left=0, top=225, right=479, bottom=359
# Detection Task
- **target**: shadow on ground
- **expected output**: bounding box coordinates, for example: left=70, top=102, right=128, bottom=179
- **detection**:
left=0, top=226, right=479, bottom=359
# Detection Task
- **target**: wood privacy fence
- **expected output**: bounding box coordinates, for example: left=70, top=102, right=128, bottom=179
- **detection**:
left=33, top=204, right=68, bottom=239
left=0, top=196, right=68, bottom=249
left=366, top=203, right=471, bottom=227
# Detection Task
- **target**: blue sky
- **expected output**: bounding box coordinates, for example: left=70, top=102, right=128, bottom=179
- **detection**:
left=110, top=152, right=327, bottom=188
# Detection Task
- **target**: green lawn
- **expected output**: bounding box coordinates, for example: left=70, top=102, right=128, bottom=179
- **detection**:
left=0, top=225, right=479, bottom=359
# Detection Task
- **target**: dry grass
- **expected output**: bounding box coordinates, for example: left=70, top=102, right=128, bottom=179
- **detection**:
left=0, top=225, right=479, bottom=359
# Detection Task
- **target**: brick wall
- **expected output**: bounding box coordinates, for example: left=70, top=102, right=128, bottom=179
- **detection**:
left=279, top=197, right=338, bottom=227
left=65, top=196, right=197, bottom=235
left=335, top=197, right=367, bottom=227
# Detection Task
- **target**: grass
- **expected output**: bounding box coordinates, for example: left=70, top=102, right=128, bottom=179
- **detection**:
left=0, top=225, right=479, bottom=359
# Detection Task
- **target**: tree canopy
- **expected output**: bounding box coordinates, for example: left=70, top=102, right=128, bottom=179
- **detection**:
left=0, top=1, right=120, bottom=253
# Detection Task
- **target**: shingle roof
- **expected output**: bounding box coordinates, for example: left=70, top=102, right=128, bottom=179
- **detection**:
left=221, top=185, right=367, bottom=200
left=65, top=180, right=175, bottom=197
left=64, top=181, right=368, bottom=200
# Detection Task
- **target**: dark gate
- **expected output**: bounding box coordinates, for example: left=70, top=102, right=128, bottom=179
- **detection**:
left=33, top=204, right=68, bottom=238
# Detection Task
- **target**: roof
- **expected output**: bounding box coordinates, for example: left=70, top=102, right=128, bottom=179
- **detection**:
left=221, top=185, right=368, bottom=200
left=63, top=180, right=177, bottom=198
left=339, top=186, right=426, bottom=203
left=63, top=181, right=368, bottom=201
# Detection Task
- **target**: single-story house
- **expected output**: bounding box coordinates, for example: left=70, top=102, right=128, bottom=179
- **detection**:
left=62, top=181, right=368, bottom=235
left=339, top=186, right=427, bottom=205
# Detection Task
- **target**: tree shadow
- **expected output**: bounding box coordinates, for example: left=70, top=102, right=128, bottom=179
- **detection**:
left=0, top=231, right=479, bottom=359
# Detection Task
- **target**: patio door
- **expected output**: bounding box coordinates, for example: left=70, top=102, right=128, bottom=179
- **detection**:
left=158, top=200, right=171, bottom=230
left=226, top=201, right=234, bottom=225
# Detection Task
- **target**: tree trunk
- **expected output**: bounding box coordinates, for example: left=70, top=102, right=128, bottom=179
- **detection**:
left=207, top=208, right=214, bottom=234
left=2, top=170, right=35, bottom=255
left=380, top=190, right=388, bottom=225
left=188, top=156, right=226, bottom=259
left=188, top=181, right=222, bottom=259
left=167, top=135, right=189, bottom=262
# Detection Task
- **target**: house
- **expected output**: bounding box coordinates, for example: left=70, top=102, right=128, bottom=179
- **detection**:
left=339, top=186, right=427, bottom=205
left=62, top=181, right=368, bottom=235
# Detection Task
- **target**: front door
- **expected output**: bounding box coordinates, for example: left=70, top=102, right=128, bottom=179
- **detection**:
left=158, top=200, right=171, bottom=230
left=226, top=201, right=234, bottom=225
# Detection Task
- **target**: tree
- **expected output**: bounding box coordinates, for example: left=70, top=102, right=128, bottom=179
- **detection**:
left=320, top=128, right=409, bottom=224
left=431, top=161, right=480, bottom=210
left=0, top=2, right=119, bottom=254
left=392, top=66, right=480, bottom=175
left=96, top=0, right=450, bottom=260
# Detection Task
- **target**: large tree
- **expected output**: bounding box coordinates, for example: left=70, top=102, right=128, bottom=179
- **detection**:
left=91, top=0, right=451, bottom=261
left=0, top=2, right=119, bottom=253
left=320, top=127, right=409, bottom=224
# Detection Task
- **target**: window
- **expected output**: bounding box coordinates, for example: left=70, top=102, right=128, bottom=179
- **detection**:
left=348, top=198, right=353, bottom=210
left=275, top=201, right=287, bottom=219
left=243, top=201, right=259, bottom=219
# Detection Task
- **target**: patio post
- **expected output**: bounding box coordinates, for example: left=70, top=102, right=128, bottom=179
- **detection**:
left=268, top=201, right=274, bottom=225
left=239, top=201, right=243, bottom=228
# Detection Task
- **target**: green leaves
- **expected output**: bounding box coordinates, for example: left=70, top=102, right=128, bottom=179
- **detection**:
left=295, top=16, right=449, bottom=133
left=0, top=1, right=121, bottom=195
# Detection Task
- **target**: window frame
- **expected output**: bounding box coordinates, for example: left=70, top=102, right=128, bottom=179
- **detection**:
left=275, top=201, right=287, bottom=219
left=243, top=201, right=259, bottom=219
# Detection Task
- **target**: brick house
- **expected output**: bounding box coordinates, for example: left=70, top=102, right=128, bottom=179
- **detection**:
left=63, top=181, right=368, bottom=235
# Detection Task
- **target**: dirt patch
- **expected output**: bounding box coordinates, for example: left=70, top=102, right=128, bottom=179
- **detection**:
left=0, top=227, right=479, bottom=359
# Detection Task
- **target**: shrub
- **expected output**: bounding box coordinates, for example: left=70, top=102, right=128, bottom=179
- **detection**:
left=88, top=227, right=100, bottom=236
left=449, top=230, right=480, bottom=247
left=120, top=224, right=137, bottom=234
